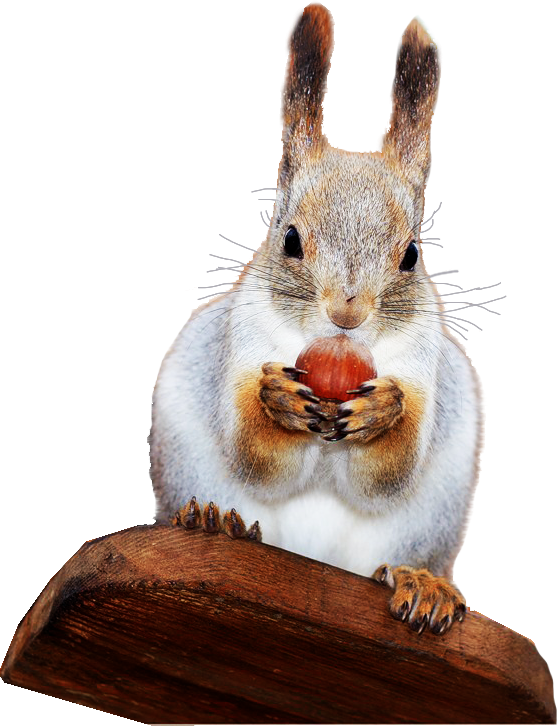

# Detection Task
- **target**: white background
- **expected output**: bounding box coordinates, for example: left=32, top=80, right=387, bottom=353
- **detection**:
left=0, top=0, right=557, bottom=704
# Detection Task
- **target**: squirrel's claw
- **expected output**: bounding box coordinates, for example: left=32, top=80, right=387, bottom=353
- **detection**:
left=307, top=420, right=324, bottom=433
left=323, top=412, right=367, bottom=441
left=323, top=377, right=405, bottom=443
left=372, top=563, right=466, bottom=636
left=260, top=361, right=329, bottom=432
left=298, top=390, right=321, bottom=404
left=282, top=366, right=308, bottom=377
left=202, top=501, right=221, bottom=533
left=247, top=520, right=262, bottom=542
left=322, top=429, right=349, bottom=442
left=172, top=497, right=262, bottom=543
left=345, top=383, right=377, bottom=395
left=222, top=508, right=246, bottom=539
left=304, top=403, right=330, bottom=421
left=172, top=496, right=201, bottom=529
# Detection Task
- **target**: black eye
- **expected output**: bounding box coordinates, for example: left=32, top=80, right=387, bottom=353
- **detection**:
left=399, top=241, right=418, bottom=271
left=284, top=226, right=303, bottom=259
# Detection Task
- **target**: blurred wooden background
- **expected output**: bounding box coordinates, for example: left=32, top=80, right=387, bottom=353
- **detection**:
left=0, top=0, right=557, bottom=723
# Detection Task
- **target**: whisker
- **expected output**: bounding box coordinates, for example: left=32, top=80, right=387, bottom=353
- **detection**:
left=219, top=232, right=256, bottom=252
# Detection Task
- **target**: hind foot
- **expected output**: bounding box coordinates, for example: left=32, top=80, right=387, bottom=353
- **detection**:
left=172, top=497, right=262, bottom=542
left=372, top=564, right=466, bottom=635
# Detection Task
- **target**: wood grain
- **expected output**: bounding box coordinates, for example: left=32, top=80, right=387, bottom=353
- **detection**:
left=0, top=668, right=133, bottom=724
left=1, top=524, right=555, bottom=723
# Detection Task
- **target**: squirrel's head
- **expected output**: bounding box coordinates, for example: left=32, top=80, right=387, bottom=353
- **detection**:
left=258, top=4, right=440, bottom=348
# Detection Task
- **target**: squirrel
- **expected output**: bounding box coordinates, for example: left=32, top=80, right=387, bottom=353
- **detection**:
left=149, top=4, right=481, bottom=636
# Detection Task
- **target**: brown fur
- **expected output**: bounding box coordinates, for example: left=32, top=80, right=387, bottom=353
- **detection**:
left=173, top=496, right=202, bottom=529
left=281, top=4, right=333, bottom=186
left=299, top=229, right=318, bottom=263
left=233, top=371, right=310, bottom=487
left=373, top=564, right=466, bottom=634
left=326, top=290, right=370, bottom=329
left=150, top=7, right=480, bottom=637
left=202, top=501, right=221, bottom=533
left=348, top=381, right=426, bottom=499
left=383, top=19, right=439, bottom=191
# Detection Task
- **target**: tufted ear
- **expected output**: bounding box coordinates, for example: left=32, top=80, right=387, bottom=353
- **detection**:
left=382, top=19, right=440, bottom=192
left=280, top=4, right=333, bottom=184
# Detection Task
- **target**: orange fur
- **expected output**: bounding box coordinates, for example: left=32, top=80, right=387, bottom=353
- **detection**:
left=373, top=564, right=466, bottom=634
left=233, top=372, right=310, bottom=486
left=348, top=381, right=426, bottom=499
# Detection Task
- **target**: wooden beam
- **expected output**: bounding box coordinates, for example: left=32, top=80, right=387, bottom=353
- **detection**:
left=0, top=620, right=132, bottom=724
left=0, top=683, right=135, bottom=724
left=2, top=524, right=555, bottom=723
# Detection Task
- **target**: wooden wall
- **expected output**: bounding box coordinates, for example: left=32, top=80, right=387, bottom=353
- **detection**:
left=0, top=2, right=557, bottom=723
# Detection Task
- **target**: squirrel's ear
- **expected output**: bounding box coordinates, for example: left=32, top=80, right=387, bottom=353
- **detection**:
left=280, top=4, right=333, bottom=183
left=382, top=19, right=439, bottom=191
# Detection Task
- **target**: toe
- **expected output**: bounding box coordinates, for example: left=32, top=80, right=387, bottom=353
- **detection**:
left=202, top=501, right=221, bottom=533
left=246, top=520, right=262, bottom=542
left=222, top=508, right=247, bottom=539
left=371, top=564, right=396, bottom=588
left=378, top=565, right=466, bottom=636
left=174, top=496, right=202, bottom=530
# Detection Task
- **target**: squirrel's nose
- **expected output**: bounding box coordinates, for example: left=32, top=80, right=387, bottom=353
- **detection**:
left=326, top=295, right=368, bottom=329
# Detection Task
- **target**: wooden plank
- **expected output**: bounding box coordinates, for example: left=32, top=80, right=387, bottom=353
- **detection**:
left=1, top=524, right=555, bottom=723
left=0, top=683, right=134, bottom=724
left=160, top=0, right=271, bottom=48
left=504, top=366, right=557, bottom=639
left=0, top=367, right=139, bottom=722
left=0, top=660, right=133, bottom=724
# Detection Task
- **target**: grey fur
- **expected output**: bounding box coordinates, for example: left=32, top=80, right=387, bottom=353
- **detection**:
left=149, top=9, right=481, bottom=582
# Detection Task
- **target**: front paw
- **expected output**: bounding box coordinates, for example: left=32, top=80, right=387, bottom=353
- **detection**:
left=259, top=362, right=334, bottom=433
left=324, top=376, right=404, bottom=443
left=173, top=497, right=262, bottom=541
left=372, top=564, right=466, bottom=635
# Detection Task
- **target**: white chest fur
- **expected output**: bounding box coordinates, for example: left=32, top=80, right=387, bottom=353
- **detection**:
left=234, top=487, right=408, bottom=576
